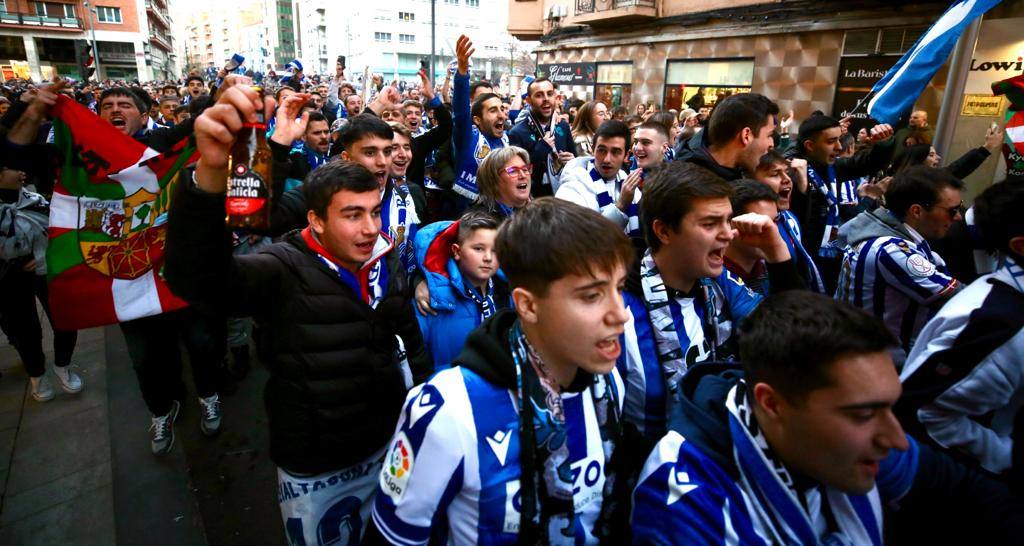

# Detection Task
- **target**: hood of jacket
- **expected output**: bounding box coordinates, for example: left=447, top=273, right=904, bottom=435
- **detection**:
left=837, top=207, right=914, bottom=249
left=452, top=309, right=519, bottom=389
left=676, top=130, right=745, bottom=182
left=415, top=219, right=507, bottom=313
left=667, top=362, right=746, bottom=474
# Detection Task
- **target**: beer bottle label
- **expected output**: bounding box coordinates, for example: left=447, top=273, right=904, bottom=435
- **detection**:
left=226, top=164, right=268, bottom=215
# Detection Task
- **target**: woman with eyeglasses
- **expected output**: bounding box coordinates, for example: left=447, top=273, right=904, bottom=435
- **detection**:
left=468, top=146, right=533, bottom=220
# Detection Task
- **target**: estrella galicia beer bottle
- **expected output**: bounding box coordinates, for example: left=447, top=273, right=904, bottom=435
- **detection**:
left=226, top=87, right=272, bottom=230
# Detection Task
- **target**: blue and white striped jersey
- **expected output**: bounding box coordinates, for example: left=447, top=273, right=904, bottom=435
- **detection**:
left=836, top=234, right=960, bottom=359
left=371, top=366, right=624, bottom=545
left=617, top=270, right=761, bottom=439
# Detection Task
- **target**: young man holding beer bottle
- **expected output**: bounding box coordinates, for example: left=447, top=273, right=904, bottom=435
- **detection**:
left=165, top=83, right=432, bottom=546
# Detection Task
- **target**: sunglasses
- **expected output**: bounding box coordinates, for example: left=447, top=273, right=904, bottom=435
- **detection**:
left=930, top=201, right=964, bottom=220
left=504, top=165, right=533, bottom=177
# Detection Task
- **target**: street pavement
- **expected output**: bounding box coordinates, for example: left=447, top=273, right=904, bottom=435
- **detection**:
left=0, top=309, right=287, bottom=545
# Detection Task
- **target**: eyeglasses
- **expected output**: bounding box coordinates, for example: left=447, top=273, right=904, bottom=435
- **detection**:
left=504, top=165, right=533, bottom=177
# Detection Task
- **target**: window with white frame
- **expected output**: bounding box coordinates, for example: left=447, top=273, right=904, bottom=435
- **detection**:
left=96, top=6, right=122, bottom=23
left=398, top=11, right=414, bottom=21
left=399, top=34, right=414, bottom=44
left=374, top=32, right=392, bottom=42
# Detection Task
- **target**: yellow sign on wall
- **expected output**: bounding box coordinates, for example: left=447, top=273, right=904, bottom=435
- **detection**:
left=961, top=94, right=1004, bottom=116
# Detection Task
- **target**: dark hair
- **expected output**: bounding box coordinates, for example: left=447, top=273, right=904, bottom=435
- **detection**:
left=338, top=114, right=394, bottom=151
left=839, top=132, right=855, bottom=153
left=757, top=148, right=788, bottom=171
left=885, top=166, right=965, bottom=220
left=457, top=210, right=501, bottom=243
left=303, top=160, right=380, bottom=218
left=188, top=95, right=213, bottom=116
left=469, top=80, right=494, bottom=97
left=471, top=92, right=501, bottom=121
left=648, top=112, right=676, bottom=135
left=641, top=161, right=733, bottom=252
left=526, top=76, right=555, bottom=96
left=707, top=93, right=779, bottom=147
left=797, top=114, right=841, bottom=147
left=275, top=86, right=296, bottom=102
left=624, top=115, right=642, bottom=126
left=739, top=291, right=897, bottom=402
left=99, top=87, right=146, bottom=114
left=610, top=106, right=628, bottom=119
left=306, top=111, right=327, bottom=125
left=730, top=179, right=779, bottom=218
left=496, top=197, right=633, bottom=296
left=971, top=179, right=1024, bottom=257
left=185, top=75, right=204, bottom=86
left=636, top=121, right=669, bottom=142
left=592, top=119, right=631, bottom=151
left=172, top=105, right=188, bottom=117
left=895, top=144, right=933, bottom=172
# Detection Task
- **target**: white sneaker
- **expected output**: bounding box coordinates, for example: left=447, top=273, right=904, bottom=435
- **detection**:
left=52, top=365, right=84, bottom=394
left=30, top=375, right=55, bottom=402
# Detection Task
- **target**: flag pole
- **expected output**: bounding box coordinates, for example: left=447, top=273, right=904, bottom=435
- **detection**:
left=933, top=16, right=983, bottom=158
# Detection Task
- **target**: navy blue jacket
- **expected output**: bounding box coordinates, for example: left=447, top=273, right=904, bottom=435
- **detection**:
left=507, top=113, right=576, bottom=197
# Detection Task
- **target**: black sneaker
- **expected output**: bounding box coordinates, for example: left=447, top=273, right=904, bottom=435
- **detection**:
left=150, top=400, right=181, bottom=455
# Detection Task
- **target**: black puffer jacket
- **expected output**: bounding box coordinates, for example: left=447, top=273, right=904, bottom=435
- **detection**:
left=166, top=171, right=432, bottom=474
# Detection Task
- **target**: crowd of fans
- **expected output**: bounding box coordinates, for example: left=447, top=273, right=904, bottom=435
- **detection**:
left=2, top=32, right=1024, bottom=545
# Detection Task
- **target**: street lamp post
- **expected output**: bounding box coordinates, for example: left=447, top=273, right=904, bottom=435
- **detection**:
left=82, top=0, right=102, bottom=79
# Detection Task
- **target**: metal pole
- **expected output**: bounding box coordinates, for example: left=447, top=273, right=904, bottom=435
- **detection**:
left=430, top=0, right=436, bottom=81
left=933, top=16, right=983, bottom=158
left=83, top=1, right=101, bottom=79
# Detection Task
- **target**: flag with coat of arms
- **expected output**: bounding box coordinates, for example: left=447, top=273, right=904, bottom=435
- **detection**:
left=46, top=95, right=197, bottom=330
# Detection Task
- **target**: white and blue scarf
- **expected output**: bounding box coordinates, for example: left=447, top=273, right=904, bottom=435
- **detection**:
left=727, top=381, right=884, bottom=546
left=639, top=251, right=719, bottom=396
left=806, top=164, right=843, bottom=258
left=381, top=180, right=420, bottom=274
left=589, top=162, right=640, bottom=237
left=463, top=278, right=496, bottom=323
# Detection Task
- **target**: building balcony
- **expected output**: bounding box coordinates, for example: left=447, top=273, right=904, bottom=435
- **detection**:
left=149, top=32, right=173, bottom=51
left=145, top=1, right=171, bottom=29
left=150, top=0, right=168, bottom=10
left=0, top=11, right=82, bottom=31
left=571, top=0, right=656, bottom=26
left=507, top=0, right=544, bottom=40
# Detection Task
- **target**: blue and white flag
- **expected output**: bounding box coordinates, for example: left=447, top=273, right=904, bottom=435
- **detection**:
left=867, top=0, right=1001, bottom=124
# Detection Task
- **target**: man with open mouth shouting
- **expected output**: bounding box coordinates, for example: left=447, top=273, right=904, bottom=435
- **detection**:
left=616, top=161, right=803, bottom=442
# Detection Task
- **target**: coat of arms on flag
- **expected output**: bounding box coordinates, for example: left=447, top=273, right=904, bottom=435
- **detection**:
left=993, top=74, right=1024, bottom=180
left=46, top=95, right=197, bottom=330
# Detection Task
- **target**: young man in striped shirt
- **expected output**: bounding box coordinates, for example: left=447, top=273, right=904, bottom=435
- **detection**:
left=369, top=198, right=633, bottom=545
left=836, top=166, right=964, bottom=368
left=897, top=179, right=1024, bottom=481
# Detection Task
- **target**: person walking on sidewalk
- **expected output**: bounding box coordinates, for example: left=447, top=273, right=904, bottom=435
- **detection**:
left=165, top=84, right=431, bottom=546
left=1, top=80, right=82, bottom=402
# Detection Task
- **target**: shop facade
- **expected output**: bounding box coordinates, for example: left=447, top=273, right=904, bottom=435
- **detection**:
left=535, top=26, right=947, bottom=126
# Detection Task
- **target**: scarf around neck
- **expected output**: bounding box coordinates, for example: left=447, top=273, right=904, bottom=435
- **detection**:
left=640, top=250, right=718, bottom=396
left=806, top=164, right=842, bottom=258
left=589, top=161, right=640, bottom=237
left=508, top=320, right=620, bottom=545
left=726, top=381, right=883, bottom=546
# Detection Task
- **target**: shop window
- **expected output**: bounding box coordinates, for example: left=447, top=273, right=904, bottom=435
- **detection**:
left=664, top=59, right=753, bottom=111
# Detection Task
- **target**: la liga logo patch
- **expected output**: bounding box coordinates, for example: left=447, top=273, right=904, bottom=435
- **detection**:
left=382, top=433, right=414, bottom=502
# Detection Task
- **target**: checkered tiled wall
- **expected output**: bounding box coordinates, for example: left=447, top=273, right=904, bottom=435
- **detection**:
left=539, top=29, right=946, bottom=125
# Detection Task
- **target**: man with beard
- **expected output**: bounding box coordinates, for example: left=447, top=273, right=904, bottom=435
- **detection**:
left=677, top=93, right=778, bottom=181
left=556, top=120, right=641, bottom=238
left=508, top=76, right=576, bottom=197
left=451, top=35, right=508, bottom=206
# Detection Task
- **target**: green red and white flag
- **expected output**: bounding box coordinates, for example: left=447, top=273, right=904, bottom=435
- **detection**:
left=46, top=95, right=197, bottom=330
left=1004, top=109, right=1024, bottom=158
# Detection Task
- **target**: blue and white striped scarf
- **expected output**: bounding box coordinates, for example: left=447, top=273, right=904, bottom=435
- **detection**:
left=727, top=381, right=884, bottom=546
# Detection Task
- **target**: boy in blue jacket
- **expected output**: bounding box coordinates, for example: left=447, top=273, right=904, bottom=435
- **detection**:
left=414, top=210, right=510, bottom=369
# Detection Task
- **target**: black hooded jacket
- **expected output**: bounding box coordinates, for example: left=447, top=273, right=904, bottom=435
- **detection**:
left=676, top=130, right=746, bottom=181
left=166, top=171, right=431, bottom=474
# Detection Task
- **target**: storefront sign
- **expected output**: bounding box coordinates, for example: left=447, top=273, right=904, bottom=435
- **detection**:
left=538, top=63, right=596, bottom=86
left=961, top=94, right=1003, bottom=116
left=833, top=56, right=899, bottom=132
